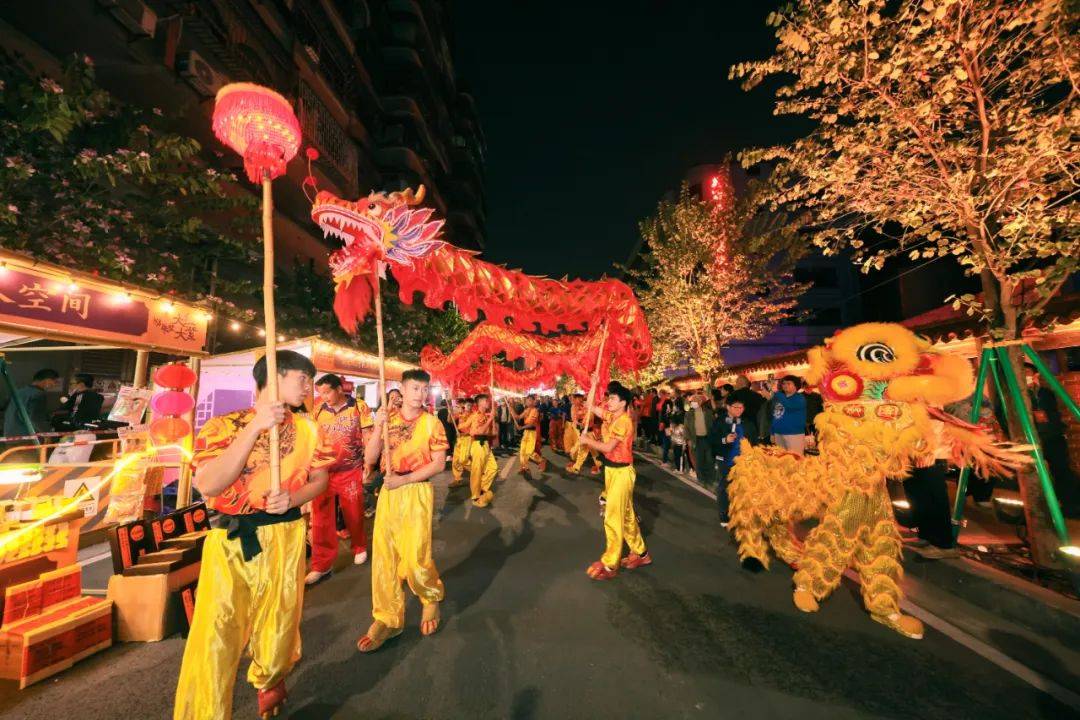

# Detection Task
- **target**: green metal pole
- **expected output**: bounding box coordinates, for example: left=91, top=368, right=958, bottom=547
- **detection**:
left=994, top=346, right=1070, bottom=546
left=1020, top=344, right=1080, bottom=423
left=951, top=346, right=991, bottom=540
left=0, top=357, right=40, bottom=444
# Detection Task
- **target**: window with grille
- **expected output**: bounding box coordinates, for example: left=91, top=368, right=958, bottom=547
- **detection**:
left=298, top=81, right=358, bottom=192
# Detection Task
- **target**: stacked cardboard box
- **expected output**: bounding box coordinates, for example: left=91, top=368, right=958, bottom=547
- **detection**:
left=105, top=503, right=210, bottom=642
left=0, top=566, right=112, bottom=688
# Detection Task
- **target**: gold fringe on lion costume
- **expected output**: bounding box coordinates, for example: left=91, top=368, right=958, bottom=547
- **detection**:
left=728, top=323, right=1027, bottom=639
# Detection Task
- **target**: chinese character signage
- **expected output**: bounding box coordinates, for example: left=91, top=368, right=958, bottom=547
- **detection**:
left=310, top=344, right=412, bottom=382
left=0, top=265, right=207, bottom=354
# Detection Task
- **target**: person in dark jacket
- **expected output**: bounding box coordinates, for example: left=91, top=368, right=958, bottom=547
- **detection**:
left=4, top=367, right=60, bottom=438
left=712, top=399, right=758, bottom=524
left=1027, top=365, right=1079, bottom=516
left=52, top=373, right=104, bottom=432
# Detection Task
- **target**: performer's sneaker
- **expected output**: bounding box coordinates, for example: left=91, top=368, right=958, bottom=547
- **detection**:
left=620, top=551, right=653, bottom=570
left=304, top=569, right=332, bottom=586
left=337, top=529, right=351, bottom=540
left=354, top=550, right=368, bottom=565
left=872, top=612, right=924, bottom=640
left=586, top=561, right=617, bottom=580
left=538, top=458, right=548, bottom=473
left=257, top=680, right=287, bottom=718
left=590, top=466, right=601, bottom=475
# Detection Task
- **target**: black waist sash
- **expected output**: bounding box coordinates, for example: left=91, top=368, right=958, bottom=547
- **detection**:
left=223, top=507, right=302, bottom=561
left=601, top=456, right=630, bottom=468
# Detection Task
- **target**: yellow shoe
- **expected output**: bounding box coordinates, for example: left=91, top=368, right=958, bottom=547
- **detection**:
left=872, top=612, right=924, bottom=640
left=793, top=588, right=819, bottom=613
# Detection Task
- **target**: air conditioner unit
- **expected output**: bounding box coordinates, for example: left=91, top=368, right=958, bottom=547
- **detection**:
left=178, top=50, right=229, bottom=97
left=97, top=0, right=157, bottom=37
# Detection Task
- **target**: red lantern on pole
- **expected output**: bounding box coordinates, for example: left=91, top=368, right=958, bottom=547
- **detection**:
left=212, top=83, right=301, bottom=493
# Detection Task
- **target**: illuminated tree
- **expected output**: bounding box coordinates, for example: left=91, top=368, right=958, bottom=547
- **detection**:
left=732, top=0, right=1079, bottom=562
left=627, top=181, right=809, bottom=384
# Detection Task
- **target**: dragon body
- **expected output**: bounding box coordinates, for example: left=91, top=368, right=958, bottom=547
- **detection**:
left=311, top=187, right=651, bottom=375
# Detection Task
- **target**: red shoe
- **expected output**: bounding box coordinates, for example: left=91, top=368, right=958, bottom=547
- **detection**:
left=620, top=552, right=653, bottom=570
left=586, top=561, right=617, bottom=580
left=590, top=466, right=601, bottom=475
left=337, top=529, right=351, bottom=540
left=538, top=458, right=548, bottom=473
left=257, top=681, right=287, bottom=718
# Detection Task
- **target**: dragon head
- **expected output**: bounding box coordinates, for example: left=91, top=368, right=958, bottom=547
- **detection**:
left=311, top=185, right=446, bottom=284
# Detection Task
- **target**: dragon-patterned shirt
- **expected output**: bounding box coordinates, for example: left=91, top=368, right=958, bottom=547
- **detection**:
left=193, top=409, right=335, bottom=515
left=387, top=409, right=450, bottom=475
left=315, top=396, right=374, bottom=473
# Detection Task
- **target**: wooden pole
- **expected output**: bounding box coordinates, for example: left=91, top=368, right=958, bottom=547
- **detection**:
left=262, top=172, right=281, bottom=493
left=133, top=350, right=150, bottom=389
left=373, top=272, right=390, bottom=473
left=579, top=321, right=610, bottom=435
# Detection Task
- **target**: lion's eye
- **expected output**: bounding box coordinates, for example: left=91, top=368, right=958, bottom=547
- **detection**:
left=856, top=342, right=895, bottom=363
left=367, top=203, right=381, bottom=216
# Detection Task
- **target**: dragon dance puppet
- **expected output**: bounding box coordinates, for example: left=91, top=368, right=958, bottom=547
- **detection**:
left=728, top=323, right=1028, bottom=639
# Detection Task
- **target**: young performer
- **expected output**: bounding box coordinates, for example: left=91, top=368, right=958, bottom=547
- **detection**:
left=450, top=397, right=474, bottom=487
left=549, top=401, right=565, bottom=452
left=306, top=374, right=374, bottom=585
left=512, top=394, right=548, bottom=475
left=467, top=393, right=498, bottom=507
left=578, top=382, right=652, bottom=580
left=174, top=351, right=332, bottom=720
left=358, top=369, right=448, bottom=653
left=563, top=393, right=584, bottom=460
left=568, top=394, right=603, bottom=476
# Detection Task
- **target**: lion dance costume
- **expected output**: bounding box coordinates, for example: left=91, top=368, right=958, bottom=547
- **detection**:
left=728, top=323, right=1026, bottom=639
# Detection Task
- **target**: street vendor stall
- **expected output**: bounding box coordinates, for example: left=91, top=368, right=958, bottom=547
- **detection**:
left=0, top=250, right=210, bottom=538
left=0, top=250, right=212, bottom=685
left=195, top=336, right=416, bottom=444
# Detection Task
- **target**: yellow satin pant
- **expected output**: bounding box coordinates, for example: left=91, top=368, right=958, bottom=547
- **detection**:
left=519, top=429, right=543, bottom=469
left=173, top=519, right=305, bottom=720
left=601, top=465, right=646, bottom=569
left=569, top=433, right=601, bottom=473
left=563, top=423, right=579, bottom=454
left=452, top=435, right=473, bottom=482
left=371, top=481, right=445, bottom=628
left=469, top=441, right=497, bottom=500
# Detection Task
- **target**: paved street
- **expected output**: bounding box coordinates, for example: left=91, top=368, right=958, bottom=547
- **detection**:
left=0, top=449, right=1074, bottom=720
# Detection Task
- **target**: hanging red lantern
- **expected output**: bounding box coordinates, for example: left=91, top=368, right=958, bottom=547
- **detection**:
left=212, top=83, right=301, bottom=184
left=151, top=390, right=196, bottom=417
left=150, top=417, right=192, bottom=445
left=153, top=363, right=197, bottom=390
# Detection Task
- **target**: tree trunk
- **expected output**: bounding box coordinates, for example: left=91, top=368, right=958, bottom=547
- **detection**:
left=981, top=272, right=1061, bottom=567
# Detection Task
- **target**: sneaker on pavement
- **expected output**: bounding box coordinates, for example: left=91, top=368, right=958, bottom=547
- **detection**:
left=354, top=551, right=368, bottom=565
left=305, top=569, right=332, bottom=586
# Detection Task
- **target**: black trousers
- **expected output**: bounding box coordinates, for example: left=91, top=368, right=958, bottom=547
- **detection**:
left=903, top=460, right=954, bottom=548
left=693, top=437, right=715, bottom=487
left=716, top=463, right=731, bottom=521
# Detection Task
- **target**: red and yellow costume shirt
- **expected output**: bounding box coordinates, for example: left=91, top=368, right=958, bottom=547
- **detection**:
left=522, top=407, right=540, bottom=431
left=456, top=409, right=475, bottom=436
left=314, top=396, right=374, bottom=473
left=602, top=412, right=633, bottom=465
left=467, top=410, right=494, bottom=438
left=387, top=409, right=450, bottom=474
left=193, top=409, right=335, bottom=515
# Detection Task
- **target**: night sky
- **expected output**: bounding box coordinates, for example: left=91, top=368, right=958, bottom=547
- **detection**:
left=451, top=1, right=806, bottom=279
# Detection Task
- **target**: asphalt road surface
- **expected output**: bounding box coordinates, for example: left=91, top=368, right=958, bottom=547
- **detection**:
left=0, top=448, right=1074, bottom=719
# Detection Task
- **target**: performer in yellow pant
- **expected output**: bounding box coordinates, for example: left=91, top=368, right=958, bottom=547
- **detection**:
left=450, top=399, right=474, bottom=487
left=174, top=350, right=332, bottom=720
left=578, top=383, right=652, bottom=580
left=566, top=393, right=601, bottom=475
left=358, top=369, right=449, bottom=653
left=513, top=394, right=547, bottom=474
left=467, top=394, right=498, bottom=508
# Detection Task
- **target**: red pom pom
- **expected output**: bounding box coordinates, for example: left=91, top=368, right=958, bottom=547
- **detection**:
left=153, top=363, right=197, bottom=389
left=305, top=147, right=320, bottom=161
left=303, top=175, right=317, bottom=187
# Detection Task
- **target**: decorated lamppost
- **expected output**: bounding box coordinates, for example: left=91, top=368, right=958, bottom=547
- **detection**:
left=212, top=83, right=301, bottom=493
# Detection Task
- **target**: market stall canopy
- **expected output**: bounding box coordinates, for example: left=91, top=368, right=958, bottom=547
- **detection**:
left=0, top=251, right=210, bottom=356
